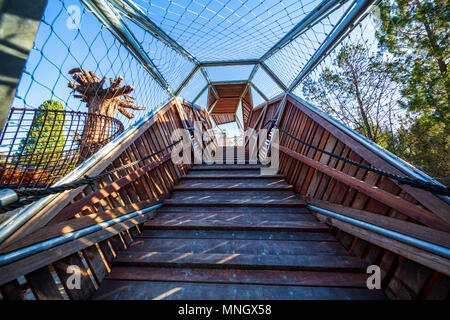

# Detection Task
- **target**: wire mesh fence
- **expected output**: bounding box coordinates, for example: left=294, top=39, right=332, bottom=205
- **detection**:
left=1, top=0, right=396, bottom=190
left=0, top=107, right=123, bottom=189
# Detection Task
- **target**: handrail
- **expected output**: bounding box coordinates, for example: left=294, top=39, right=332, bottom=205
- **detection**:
left=308, top=204, right=450, bottom=260
left=0, top=203, right=162, bottom=267
left=288, top=93, right=449, bottom=199
left=0, top=97, right=172, bottom=245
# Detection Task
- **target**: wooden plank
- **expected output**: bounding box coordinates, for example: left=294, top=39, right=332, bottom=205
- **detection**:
left=286, top=94, right=450, bottom=225
left=53, top=253, right=97, bottom=300
left=173, top=179, right=293, bottom=190
left=0, top=200, right=159, bottom=254
left=314, top=212, right=450, bottom=276
left=2, top=100, right=180, bottom=247
left=279, top=145, right=450, bottom=232
left=98, top=240, right=115, bottom=265
left=0, top=211, right=154, bottom=286
left=126, top=238, right=348, bottom=256
left=137, top=230, right=336, bottom=241
left=144, top=218, right=328, bottom=232
left=25, top=266, right=63, bottom=300
left=113, top=251, right=367, bottom=272
left=305, top=198, right=450, bottom=248
left=107, top=266, right=367, bottom=288
left=82, top=245, right=108, bottom=284
left=163, top=197, right=307, bottom=208
left=0, top=279, right=26, bottom=300
left=93, top=279, right=384, bottom=300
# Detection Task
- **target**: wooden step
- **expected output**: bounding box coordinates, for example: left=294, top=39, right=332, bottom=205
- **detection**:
left=106, top=266, right=368, bottom=288
left=144, top=218, right=327, bottom=232
left=155, top=206, right=310, bottom=215
left=93, top=280, right=385, bottom=300
left=191, top=164, right=263, bottom=170
left=112, top=251, right=367, bottom=272
left=186, top=170, right=266, bottom=177
left=125, top=238, right=349, bottom=256
left=164, top=190, right=307, bottom=207
left=174, top=178, right=293, bottom=191
left=137, top=230, right=337, bottom=241
left=182, top=174, right=285, bottom=180
left=152, top=211, right=316, bottom=223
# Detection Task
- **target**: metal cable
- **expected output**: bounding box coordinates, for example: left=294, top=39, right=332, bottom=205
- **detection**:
left=0, top=138, right=182, bottom=213
left=265, top=119, right=450, bottom=196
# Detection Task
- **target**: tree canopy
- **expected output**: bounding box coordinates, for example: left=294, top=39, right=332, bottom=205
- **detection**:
left=16, top=99, right=66, bottom=166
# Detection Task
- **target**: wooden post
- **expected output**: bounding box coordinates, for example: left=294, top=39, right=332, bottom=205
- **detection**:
left=0, top=0, right=48, bottom=130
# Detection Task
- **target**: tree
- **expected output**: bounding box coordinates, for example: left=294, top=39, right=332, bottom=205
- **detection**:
left=377, top=0, right=449, bottom=182
left=16, top=99, right=66, bottom=166
left=302, top=43, right=403, bottom=147
left=68, top=68, right=145, bottom=161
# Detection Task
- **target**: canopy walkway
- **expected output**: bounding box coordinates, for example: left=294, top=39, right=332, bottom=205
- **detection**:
left=0, top=0, right=449, bottom=301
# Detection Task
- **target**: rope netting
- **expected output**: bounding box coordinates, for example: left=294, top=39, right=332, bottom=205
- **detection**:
left=2, top=0, right=446, bottom=194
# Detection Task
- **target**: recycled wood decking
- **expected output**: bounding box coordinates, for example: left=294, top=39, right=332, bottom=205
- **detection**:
left=93, top=161, right=385, bottom=300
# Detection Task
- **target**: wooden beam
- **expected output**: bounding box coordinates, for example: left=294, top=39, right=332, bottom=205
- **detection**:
left=0, top=100, right=177, bottom=248
left=0, top=211, right=155, bottom=286
left=286, top=94, right=450, bottom=226
left=304, top=198, right=450, bottom=248
left=279, top=145, right=450, bottom=232
left=51, top=153, right=171, bottom=223
left=0, top=200, right=159, bottom=253
left=313, top=212, right=450, bottom=276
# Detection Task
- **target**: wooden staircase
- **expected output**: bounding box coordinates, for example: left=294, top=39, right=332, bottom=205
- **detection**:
left=93, top=156, right=385, bottom=300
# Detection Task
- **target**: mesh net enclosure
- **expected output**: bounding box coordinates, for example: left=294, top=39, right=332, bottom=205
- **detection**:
left=1, top=0, right=387, bottom=188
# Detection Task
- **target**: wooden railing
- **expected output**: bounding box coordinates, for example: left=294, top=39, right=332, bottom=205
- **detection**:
left=0, top=98, right=214, bottom=300
left=247, top=94, right=450, bottom=300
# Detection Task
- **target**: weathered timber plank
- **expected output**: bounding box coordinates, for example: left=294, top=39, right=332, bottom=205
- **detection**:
left=53, top=253, right=97, bottom=300
left=279, top=145, right=450, bottom=232
left=106, top=266, right=367, bottom=288
left=113, top=251, right=366, bottom=272
left=93, top=280, right=385, bottom=300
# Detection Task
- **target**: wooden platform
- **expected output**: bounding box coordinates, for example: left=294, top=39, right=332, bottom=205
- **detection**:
left=93, top=163, right=385, bottom=300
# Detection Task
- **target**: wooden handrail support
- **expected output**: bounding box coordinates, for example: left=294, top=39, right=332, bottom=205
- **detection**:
left=0, top=200, right=158, bottom=254
left=285, top=94, right=450, bottom=226
left=0, top=201, right=160, bottom=286
left=304, top=198, right=450, bottom=248
left=51, top=153, right=173, bottom=223
left=0, top=99, right=191, bottom=248
left=307, top=199, right=450, bottom=276
left=279, top=145, right=450, bottom=232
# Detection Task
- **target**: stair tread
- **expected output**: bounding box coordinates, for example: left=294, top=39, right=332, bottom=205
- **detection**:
left=163, top=198, right=307, bottom=207
left=144, top=218, right=325, bottom=231
left=106, top=266, right=368, bottom=288
left=137, top=230, right=337, bottom=241
left=155, top=206, right=310, bottom=214
left=182, top=174, right=285, bottom=179
left=126, top=238, right=349, bottom=256
left=151, top=211, right=317, bottom=223
left=174, top=179, right=292, bottom=190
left=92, top=162, right=383, bottom=300
left=93, top=280, right=385, bottom=300
left=186, top=170, right=271, bottom=176
left=191, top=164, right=263, bottom=170
left=113, top=251, right=367, bottom=271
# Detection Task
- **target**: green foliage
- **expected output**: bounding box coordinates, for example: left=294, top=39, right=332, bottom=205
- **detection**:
left=378, top=0, right=449, bottom=182
left=302, top=43, right=402, bottom=146
left=16, top=100, right=66, bottom=165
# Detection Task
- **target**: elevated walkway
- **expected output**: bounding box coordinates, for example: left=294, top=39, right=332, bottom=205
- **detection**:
left=93, top=161, right=384, bottom=300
